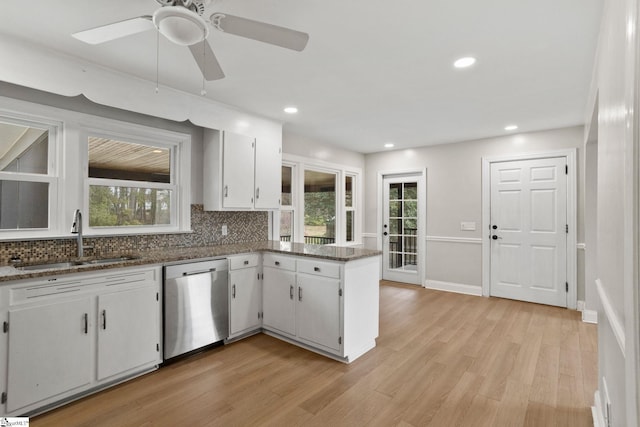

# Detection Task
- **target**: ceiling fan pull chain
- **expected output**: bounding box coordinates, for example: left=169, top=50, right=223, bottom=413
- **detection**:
left=201, top=40, right=207, bottom=96
left=155, top=31, right=160, bottom=93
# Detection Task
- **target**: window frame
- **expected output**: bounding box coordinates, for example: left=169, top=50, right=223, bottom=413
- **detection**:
left=280, top=154, right=362, bottom=246
left=81, top=122, right=191, bottom=236
left=0, top=106, right=62, bottom=239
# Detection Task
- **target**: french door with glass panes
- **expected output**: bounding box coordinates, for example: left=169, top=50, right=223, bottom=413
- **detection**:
left=382, top=174, right=423, bottom=284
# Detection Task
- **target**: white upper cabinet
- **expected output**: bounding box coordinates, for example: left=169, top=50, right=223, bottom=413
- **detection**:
left=203, top=129, right=281, bottom=211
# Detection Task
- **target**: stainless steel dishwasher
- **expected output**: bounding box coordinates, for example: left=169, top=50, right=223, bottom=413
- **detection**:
left=164, top=259, right=228, bottom=361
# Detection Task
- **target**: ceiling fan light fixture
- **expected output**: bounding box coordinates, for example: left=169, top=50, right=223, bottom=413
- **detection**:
left=153, top=6, right=209, bottom=46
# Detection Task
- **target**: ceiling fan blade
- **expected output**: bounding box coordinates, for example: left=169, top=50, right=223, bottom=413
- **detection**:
left=188, top=39, right=225, bottom=80
left=72, top=16, right=155, bottom=44
left=211, top=13, right=309, bottom=52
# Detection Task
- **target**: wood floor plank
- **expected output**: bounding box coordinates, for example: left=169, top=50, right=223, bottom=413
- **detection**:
left=31, top=282, right=597, bottom=427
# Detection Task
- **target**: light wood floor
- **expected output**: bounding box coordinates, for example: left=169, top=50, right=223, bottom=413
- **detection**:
left=32, top=281, right=597, bottom=426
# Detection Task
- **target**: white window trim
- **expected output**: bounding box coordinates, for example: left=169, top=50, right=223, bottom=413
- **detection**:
left=281, top=153, right=363, bottom=246
left=0, top=96, right=191, bottom=240
left=81, top=123, right=191, bottom=236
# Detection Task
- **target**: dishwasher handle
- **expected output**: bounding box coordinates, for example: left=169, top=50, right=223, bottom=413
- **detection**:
left=182, top=268, right=219, bottom=277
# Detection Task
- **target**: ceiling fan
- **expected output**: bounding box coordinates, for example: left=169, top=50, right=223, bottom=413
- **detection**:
left=71, top=0, right=310, bottom=81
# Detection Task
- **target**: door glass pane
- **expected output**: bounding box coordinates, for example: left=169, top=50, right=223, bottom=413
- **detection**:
left=281, top=166, right=292, bottom=206
left=89, top=185, right=171, bottom=227
left=403, top=200, right=417, bottom=218
left=390, top=219, right=401, bottom=234
left=389, top=183, right=402, bottom=200
left=403, top=182, right=417, bottom=200
left=304, top=170, right=336, bottom=245
left=0, top=181, right=49, bottom=229
left=88, top=137, right=170, bottom=183
left=280, top=211, right=293, bottom=242
left=389, top=201, right=401, bottom=217
left=345, top=176, right=353, bottom=208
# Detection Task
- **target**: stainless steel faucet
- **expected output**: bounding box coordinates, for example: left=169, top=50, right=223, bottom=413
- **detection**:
left=71, top=209, right=93, bottom=258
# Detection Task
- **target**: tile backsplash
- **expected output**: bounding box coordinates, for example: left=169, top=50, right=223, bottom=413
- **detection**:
left=0, top=205, right=268, bottom=265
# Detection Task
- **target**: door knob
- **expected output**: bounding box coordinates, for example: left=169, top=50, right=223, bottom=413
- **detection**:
left=492, top=235, right=502, bottom=240
left=492, top=225, right=498, bottom=230
left=383, top=232, right=388, bottom=236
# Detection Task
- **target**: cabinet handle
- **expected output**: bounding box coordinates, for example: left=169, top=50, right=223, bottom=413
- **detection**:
left=290, top=285, right=294, bottom=300
left=298, top=286, right=302, bottom=301
left=244, top=260, right=249, bottom=265
left=232, top=284, right=236, bottom=298
left=83, top=313, right=88, bottom=334
left=256, top=187, right=260, bottom=199
left=314, top=267, right=320, bottom=272
left=102, top=309, right=107, bottom=330
left=224, top=185, right=228, bottom=197
left=275, top=261, right=280, bottom=266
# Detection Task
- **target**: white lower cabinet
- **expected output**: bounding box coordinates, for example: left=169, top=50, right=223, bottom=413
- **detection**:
left=7, top=297, right=94, bottom=413
left=97, top=286, right=160, bottom=381
left=228, top=254, right=262, bottom=339
left=1, top=266, right=162, bottom=416
left=262, top=253, right=380, bottom=362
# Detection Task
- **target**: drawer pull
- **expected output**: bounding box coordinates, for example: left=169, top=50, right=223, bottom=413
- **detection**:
left=275, top=261, right=280, bottom=266
left=314, top=267, right=320, bottom=272
left=290, top=285, right=294, bottom=300
left=244, top=260, right=249, bottom=265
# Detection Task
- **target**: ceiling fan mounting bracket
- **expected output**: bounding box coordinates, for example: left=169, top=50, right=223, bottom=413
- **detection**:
left=210, top=13, right=226, bottom=32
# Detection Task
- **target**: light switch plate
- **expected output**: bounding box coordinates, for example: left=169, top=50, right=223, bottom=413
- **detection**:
left=221, top=224, right=228, bottom=236
left=460, top=221, right=476, bottom=231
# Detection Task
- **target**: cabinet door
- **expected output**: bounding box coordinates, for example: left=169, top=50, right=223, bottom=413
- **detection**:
left=97, top=286, right=160, bottom=381
left=263, top=267, right=296, bottom=336
left=223, top=132, right=256, bottom=209
left=296, top=274, right=342, bottom=352
left=229, top=267, right=262, bottom=336
left=7, top=297, right=93, bottom=413
left=254, top=138, right=282, bottom=209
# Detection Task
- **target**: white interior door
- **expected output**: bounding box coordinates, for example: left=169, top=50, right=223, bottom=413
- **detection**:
left=490, top=157, right=568, bottom=307
left=382, top=174, right=423, bottom=284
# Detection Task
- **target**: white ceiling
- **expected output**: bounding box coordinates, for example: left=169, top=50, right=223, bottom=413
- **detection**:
left=0, top=0, right=602, bottom=153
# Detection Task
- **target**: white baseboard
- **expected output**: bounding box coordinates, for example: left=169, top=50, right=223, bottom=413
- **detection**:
left=582, top=309, right=598, bottom=324
left=577, top=300, right=585, bottom=311
left=424, top=280, right=482, bottom=296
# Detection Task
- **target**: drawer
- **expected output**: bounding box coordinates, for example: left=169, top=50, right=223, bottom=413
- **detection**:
left=297, top=258, right=340, bottom=279
left=228, top=254, right=260, bottom=270
left=263, top=253, right=296, bottom=271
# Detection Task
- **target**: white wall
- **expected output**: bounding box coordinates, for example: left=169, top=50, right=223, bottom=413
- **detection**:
left=587, top=0, right=640, bottom=425
left=365, top=126, right=585, bottom=294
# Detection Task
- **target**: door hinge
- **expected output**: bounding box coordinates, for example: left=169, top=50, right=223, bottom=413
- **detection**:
left=565, top=164, right=568, bottom=175
left=566, top=224, right=569, bottom=234
left=156, top=343, right=160, bottom=352
left=339, top=289, right=343, bottom=297
left=566, top=282, right=569, bottom=292
left=258, top=312, right=263, bottom=319
left=1, top=392, right=6, bottom=404
left=338, top=336, right=342, bottom=345
left=2, top=322, right=8, bottom=333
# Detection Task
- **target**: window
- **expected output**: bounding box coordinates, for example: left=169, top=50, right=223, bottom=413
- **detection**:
left=280, top=165, right=294, bottom=242
left=87, top=137, right=173, bottom=228
left=345, top=175, right=355, bottom=242
left=85, top=129, right=189, bottom=234
left=279, top=154, right=361, bottom=246
left=0, top=115, right=58, bottom=234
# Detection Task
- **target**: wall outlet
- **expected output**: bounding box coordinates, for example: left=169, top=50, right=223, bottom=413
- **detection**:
left=221, top=224, right=228, bottom=236
left=460, top=221, right=476, bottom=231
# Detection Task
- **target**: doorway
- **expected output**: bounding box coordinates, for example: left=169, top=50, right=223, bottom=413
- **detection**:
left=482, top=151, right=577, bottom=308
left=381, top=172, right=425, bottom=285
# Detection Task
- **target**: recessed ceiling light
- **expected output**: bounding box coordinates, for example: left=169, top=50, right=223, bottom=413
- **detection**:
left=384, top=143, right=395, bottom=148
left=453, top=57, right=476, bottom=68
left=504, top=125, right=518, bottom=131
left=284, top=106, right=298, bottom=114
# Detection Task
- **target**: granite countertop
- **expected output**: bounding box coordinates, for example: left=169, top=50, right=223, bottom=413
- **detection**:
left=0, top=241, right=381, bottom=282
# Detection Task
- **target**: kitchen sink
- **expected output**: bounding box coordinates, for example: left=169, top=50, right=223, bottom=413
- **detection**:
left=16, top=256, right=140, bottom=271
